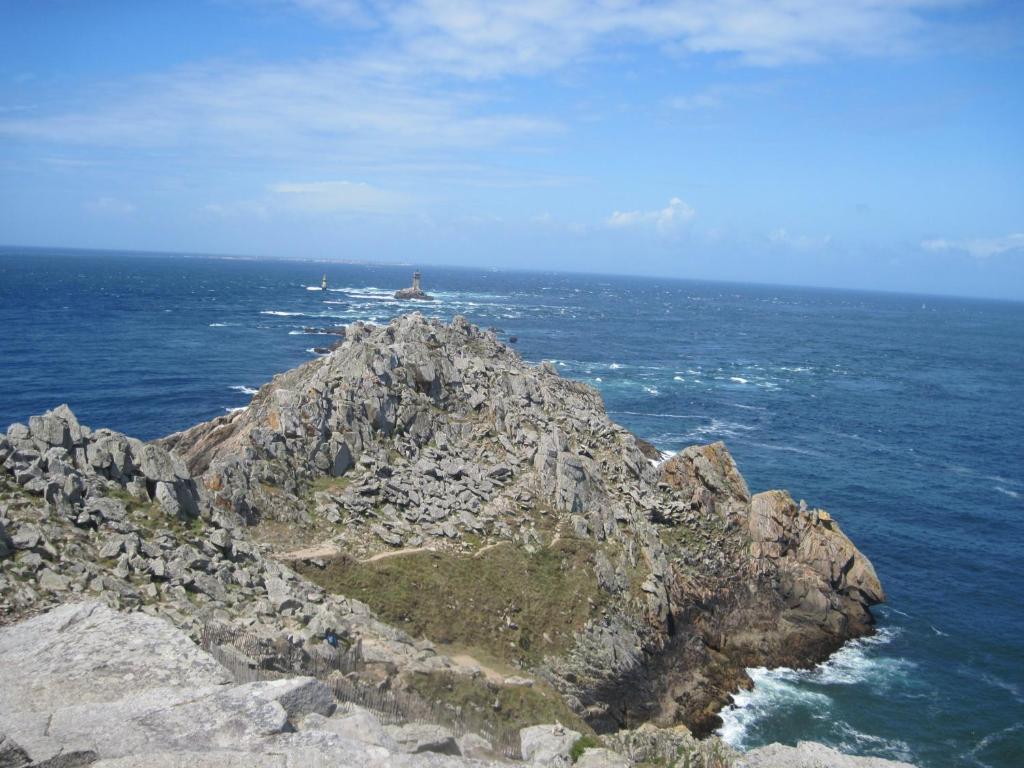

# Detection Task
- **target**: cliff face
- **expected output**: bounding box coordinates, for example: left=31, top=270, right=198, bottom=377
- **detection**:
left=159, top=313, right=883, bottom=732
left=0, top=313, right=883, bottom=738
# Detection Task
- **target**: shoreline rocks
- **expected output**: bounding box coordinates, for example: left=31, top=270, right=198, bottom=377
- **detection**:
left=1, top=313, right=892, bottom=764
left=0, top=602, right=915, bottom=767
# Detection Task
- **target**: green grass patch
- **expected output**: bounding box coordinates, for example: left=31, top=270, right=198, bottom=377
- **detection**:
left=295, top=537, right=604, bottom=668
left=308, top=475, right=352, bottom=494
left=570, top=735, right=601, bottom=762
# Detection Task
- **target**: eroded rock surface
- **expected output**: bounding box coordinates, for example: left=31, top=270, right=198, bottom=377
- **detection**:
left=1, top=313, right=886, bottom=750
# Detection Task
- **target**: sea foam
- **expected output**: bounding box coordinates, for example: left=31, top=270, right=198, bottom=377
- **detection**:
left=717, top=628, right=909, bottom=751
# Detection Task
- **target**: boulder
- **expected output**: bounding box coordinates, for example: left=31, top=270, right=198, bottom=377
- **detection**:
left=0, top=734, right=31, bottom=768
left=300, top=707, right=395, bottom=750
left=575, top=748, right=630, bottom=768
left=736, top=741, right=916, bottom=768
left=385, top=723, right=460, bottom=756
left=519, top=725, right=581, bottom=767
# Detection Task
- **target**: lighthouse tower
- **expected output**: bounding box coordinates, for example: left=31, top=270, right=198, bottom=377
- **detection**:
left=394, top=270, right=434, bottom=301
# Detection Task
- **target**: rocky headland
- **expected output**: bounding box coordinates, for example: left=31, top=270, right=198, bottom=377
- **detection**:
left=0, top=313, right=899, bottom=767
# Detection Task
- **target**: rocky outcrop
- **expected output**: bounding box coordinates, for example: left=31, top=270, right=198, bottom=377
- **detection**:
left=736, top=741, right=915, bottom=768
left=1, top=314, right=887, bottom=757
left=0, top=602, right=501, bottom=767
left=0, top=405, right=199, bottom=520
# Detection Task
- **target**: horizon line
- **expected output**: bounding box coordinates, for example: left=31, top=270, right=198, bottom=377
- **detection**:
left=1, top=241, right=1021, bottom=306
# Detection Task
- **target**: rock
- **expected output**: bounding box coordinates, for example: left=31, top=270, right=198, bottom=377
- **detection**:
left=0, top=603, right=529, bottom=767
left=10, top=526, right=41, bottom=551
left=36, top=569, right=70, bottom=593
left=0, top=314, right=888, bottom=755
left=737, top=741, right=916, bottom=768
left=385, top=723, right=460, bottom=755
left=268, top=678, right=336, bottom=721
left=394, top=272, right=434, bottom=302
left=574, top=748, right=630, bottom=768
left=27, top=751, right=98, bottom=767
left=0, top=734, right=31, bottom=768
left=519, top=724, right=581, bottom=767
left=301, top=707, right=395, bottom=750
left=0, top=523, right=12, bottom=560
left=264, top=577, right=302, bottom=613
left=455, top=733, right=492, bottom=760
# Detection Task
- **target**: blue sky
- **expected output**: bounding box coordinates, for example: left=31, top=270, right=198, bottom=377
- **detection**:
left=1, top=1, right=1022, bottom=298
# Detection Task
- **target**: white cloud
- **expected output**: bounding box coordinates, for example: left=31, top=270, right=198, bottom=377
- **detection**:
left=921, top=234, right=1024, bottom=259
left=608, top=197, right=695, bottom=234
left=85, top=197, right=136, bottom=216
left=0, top=58, right=559, bottom=157
left=269, top=180, right=405, bottom=214
left=294, top=0, right=959, bottom=74
left=769, top=227, right=832, bottom=249
left=0, top=0, right=961, bottom=184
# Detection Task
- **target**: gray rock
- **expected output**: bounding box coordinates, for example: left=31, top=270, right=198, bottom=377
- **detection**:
left=0, top=733, right=31, bottom=768
left=574, top=748, right=630, bottom=768
left=300, top=707, right=395, bottom=750
left=36, top=569, right=70, bottom=593
left=737, top=741, right=917, bottom=768
left=519, top=724, right=581, bottom=767
left=385, top=723, right=460, bottom=756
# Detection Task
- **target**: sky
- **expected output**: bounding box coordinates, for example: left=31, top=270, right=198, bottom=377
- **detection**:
left=1, top=1, right=1022, bottom=299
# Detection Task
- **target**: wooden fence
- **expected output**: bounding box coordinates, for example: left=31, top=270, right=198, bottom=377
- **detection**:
left=199, top=623, right=522, bottom=760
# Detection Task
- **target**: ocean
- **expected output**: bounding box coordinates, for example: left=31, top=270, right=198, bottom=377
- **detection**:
left=0, top=248, right=1021, bottom=767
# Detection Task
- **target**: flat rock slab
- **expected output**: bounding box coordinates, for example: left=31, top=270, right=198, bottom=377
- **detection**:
left=737, top=741, right=917, bottom=768
left=0, top=602, right=230, bottom=715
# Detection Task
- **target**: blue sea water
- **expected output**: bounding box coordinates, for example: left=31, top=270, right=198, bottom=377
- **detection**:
left=0, top=247, right=1021, bottom=767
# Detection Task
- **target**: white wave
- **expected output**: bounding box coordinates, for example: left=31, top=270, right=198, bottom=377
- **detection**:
left=685, top=418, right=756, bottom=439
left=835, top=723, right=916, bottom=764
left=260, top=310, right=306, bottom=316
left=305, top=286, right=322, bottom=291
left=673, top=375, right=685, bottom=382
left=230, top=385, right=258, bottom=395
left=717, top=668, right=833, bottom=749
left=643, top=386, right=660, bottom=396
left=747, top=441, right=822, bottom=457
left=811, top=628, right=912, bottom=686
left=980, top=673, right=1023, bottom=704
left=718, top=628, right=910, bottom=750
left=729, top=376, right=749, bottom=384
left=964, top=722, right=1024, bottom=768
left=609, top=362, right=623, bottom=369
left=208, top=322, right=230, bottom=327
left=224, top=406, right=246, bottom=413
left=594, top=377, right=602, bottom=382
left=306, top=347, right=327, bottom=354
left=995, top=486, right=1020, bottom=499
left=609, top=410, right=704, bottom=420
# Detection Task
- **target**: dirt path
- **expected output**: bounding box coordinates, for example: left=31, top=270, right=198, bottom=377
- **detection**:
left=449, top=653, right=509, bottom=685
left=361, top=546, right=434, bottom=563
left=277, top=543, right=342, bottom=561
left=472, top=541, right=509, bottom=559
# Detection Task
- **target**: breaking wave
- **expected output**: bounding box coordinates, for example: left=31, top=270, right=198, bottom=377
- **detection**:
left=718, top=628, right=911, bottom=754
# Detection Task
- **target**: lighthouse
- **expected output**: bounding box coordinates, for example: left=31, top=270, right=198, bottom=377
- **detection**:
left=394, top=270, right=434, bottom=301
